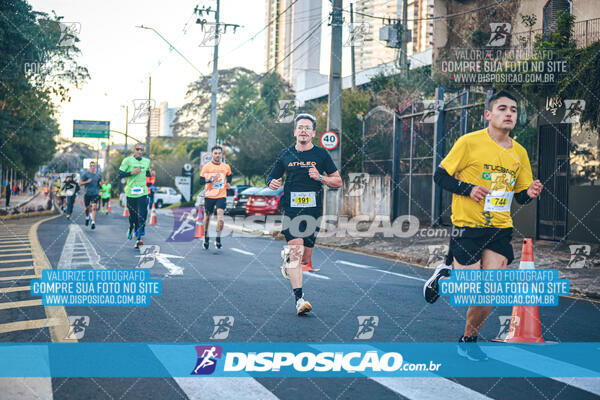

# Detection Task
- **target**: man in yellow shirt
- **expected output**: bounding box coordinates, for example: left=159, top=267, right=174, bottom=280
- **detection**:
left=423, top=91, right=543, bottom=360
left=199, top=146, right=232, bottom=250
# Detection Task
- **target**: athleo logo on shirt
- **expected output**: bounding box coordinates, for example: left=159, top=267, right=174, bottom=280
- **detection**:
left=288, top=161, right=317, bottom=167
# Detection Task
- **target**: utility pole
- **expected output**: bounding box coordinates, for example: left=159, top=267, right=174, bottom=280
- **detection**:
left=350, top=2, right=356, bottom=89
left=400, top=0, right=408, bottom=78
left=194, top=2, right=240, bottom=153
left=146, top=76, right=152, bottom=155
left=326, top=0, right=343, bottom=216
left=124, top=105, right=129, bottom=154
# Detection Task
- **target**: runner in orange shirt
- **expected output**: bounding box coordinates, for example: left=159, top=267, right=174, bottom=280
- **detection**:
left=199, top=146, right=232, bottom=250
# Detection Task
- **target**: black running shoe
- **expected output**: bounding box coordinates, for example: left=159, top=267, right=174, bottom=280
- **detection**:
left=85, top=217, right=90, bottom=226
left=215, top=240, right=222, bottom=249
left=423, top=263, right=451, bottom=304
left=457, top=336, right=488, bottom=361
left=203, top=240, right=209, bottom=250
left=91, top=221, right=96, bottom=230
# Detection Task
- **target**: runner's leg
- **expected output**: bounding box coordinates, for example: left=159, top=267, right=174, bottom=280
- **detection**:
left=462, top=249, right=508, bottom=337
left=137, top=195, right=148, bottom=236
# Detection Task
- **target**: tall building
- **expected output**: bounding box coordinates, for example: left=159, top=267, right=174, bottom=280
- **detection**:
left=264, top=0, right=326, bottom=91
left=149, top=101, right=178, bottom=137
left=353, top=0, right=433, bottom=71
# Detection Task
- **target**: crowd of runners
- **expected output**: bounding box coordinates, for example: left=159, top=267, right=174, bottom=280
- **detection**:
left=49, top=91, right=543, bottom=359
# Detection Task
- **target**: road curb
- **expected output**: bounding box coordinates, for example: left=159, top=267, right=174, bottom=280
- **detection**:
left=28, top=213, right=75, bottom=343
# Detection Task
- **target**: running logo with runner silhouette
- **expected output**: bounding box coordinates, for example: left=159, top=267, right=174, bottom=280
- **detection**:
left=191, top=345, right=223, bottom=375
left=210, top=316, right=234, bottom=339
left=354, top=316, right=379, bottom=339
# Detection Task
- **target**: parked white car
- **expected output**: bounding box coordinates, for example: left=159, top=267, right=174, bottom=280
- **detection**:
left=153, top=186, right=182, bottom=208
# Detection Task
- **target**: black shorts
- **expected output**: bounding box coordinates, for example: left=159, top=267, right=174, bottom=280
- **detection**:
left=205, top=197, right=226, bottom=215
left=101, top=198, right=109, bottom=205
left=449, top=226, right=514, bottom=266
left=281, top=208, right=321, bottom=248
left=84, top=194, right=101, bottom=207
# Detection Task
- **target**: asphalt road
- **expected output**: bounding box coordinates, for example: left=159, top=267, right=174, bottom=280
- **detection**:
left=3, top=203, right=599, bottom=399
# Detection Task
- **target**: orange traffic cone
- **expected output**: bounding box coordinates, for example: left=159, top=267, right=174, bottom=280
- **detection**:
left=497, top=238, right=545, bottom=343
left=149, top=203, right=158, bottom=226
left=107, top=201, right=112, bottom=214
left=123, top=206, right=129, bottom=217
left=194, top=207, right=204, bottom=239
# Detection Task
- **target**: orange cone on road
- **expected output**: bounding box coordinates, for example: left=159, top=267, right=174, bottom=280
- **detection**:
left=194, top=206, right=204, bottom=239
left=149, top=203, right=158, bottom=226
left=497, top=238, right=545, bottom=343
left=107, top=201, right=112, bottom=213
left=123, top=206, right=129, bottom=217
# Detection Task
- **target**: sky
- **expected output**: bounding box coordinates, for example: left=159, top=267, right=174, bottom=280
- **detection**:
left=28, top=0, right=268, bottom=146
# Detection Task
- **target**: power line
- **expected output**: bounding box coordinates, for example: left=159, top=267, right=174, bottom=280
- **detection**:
left=346, top=0, right=505, bottom=23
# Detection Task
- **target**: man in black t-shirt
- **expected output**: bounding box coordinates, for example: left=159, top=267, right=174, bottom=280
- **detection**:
left=267, top=113, right=342, bottom=316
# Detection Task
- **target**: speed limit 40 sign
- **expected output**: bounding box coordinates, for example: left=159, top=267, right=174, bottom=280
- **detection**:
left=320, top=131, right=339, bottom=150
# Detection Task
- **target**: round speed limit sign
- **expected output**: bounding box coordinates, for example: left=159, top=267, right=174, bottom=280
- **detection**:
left=320, top=131, right=339, bottom=150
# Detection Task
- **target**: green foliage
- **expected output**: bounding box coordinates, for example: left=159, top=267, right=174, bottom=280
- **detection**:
left=0, top=1, right=90, bottom=177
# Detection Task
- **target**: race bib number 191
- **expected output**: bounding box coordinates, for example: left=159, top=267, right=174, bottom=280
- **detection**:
left=290, top=191, right=316, bottom=208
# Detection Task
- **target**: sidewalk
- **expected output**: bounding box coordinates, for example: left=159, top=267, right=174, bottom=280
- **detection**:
left=0, top=192, right=53, bottom=217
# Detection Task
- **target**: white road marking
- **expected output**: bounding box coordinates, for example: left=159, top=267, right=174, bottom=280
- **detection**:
left=374, top=269, right=426, bottom=282
left=486, top=347, right=600, bottom=396
left=303, top=271, right=330, bottom=280
left=0, top=378, right=53, bottom=400
left=335, top=260, right=374, bottom=269
left=231, top=248, right=255, bottom=256
left=57, top=224, right=104, bottom=269
left=155, top=253, right=184, bottom=276
left=372, top=377, right=492, bottom=400
left=174, top=377, right=279, bottom=400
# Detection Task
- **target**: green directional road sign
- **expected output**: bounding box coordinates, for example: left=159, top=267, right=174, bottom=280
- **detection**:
left=73, top=120, right=110, bottom=138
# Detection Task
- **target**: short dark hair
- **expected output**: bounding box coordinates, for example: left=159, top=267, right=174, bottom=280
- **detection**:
left=488, top=90, right=518, bottom=110
left=294, top=113, right=316, bottom=131
left=211, top=145, right=223, bottom=152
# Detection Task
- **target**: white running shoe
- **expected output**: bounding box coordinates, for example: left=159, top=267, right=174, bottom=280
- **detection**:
left=295, top=296, right=312, bottom=316
left=281, top=246, right=290, bottom=280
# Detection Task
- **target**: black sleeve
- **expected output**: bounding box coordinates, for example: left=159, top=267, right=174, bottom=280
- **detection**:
left=514, top=190, right=533, bottom=205
left=226, top=174, right=232, bottom=184
left=146, top=170, right=151, bottom=177
left=266, top=151, right=286, bottom=186
left=322, top=150, right=338, bottom=175
left=118, top=170, right=131, bottom=179
left=433, top=166, right=474, bottom=196
left=198, top=176, right=206, bottom=187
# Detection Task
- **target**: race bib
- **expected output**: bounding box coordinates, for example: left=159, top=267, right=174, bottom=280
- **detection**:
left=484, top=190, right=514, bottom=212
left=64, top=189, right=75, bottom=197
left=291, top=191, right=316, bottom=208
left=213, top=181, right=224, bottom=189
left=131, top=186, right=144, bottom=195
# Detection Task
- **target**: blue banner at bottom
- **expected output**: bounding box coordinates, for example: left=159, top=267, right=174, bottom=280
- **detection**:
left=0, top=343, right=599, bottom=378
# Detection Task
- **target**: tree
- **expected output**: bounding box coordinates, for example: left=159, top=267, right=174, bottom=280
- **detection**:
left=0, top=1, right=90, bottom=178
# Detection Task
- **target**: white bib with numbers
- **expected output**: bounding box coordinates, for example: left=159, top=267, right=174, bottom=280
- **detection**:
left=484, top=190, right=514, bottom=212
left=131, top=186, right=144, bottom=195
left=290, top=191, right=316, bottom=208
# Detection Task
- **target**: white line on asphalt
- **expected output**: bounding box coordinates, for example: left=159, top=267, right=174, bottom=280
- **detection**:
left=231, top=248, right=255, bottom=256
left=154, top=254, right=184, bottom=276
left=0, top=378, right=53, bottom=400
left=303, top=271, right=330, bottom=280
left=57, top=224, right=104, bottom=269
left=374, top=269, right=426, bottom=282
left=372, top=377, right=492, bottom=400
left=486, top=347, right=600, bottom=396
left=335, top=260, right=374, bottom=269
left=174, top=377, right=279, bottom=400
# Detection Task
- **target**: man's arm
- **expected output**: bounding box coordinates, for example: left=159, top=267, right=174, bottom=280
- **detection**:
left=433, top=166, right=489, bottom=202
left=267, top=153, right=285, bottom=189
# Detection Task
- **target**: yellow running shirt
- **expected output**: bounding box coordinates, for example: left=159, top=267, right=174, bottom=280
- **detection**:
left=440, top=128, right=533, bottom=228
left=200, top=162, right=232, bottom=199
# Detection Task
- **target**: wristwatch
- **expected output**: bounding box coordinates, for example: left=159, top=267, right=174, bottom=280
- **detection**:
left=318, top=174, right=323, bottom=183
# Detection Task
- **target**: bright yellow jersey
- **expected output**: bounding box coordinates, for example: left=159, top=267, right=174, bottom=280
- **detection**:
left=200, top=162, right=232, bottom=199
left=440, top=128, right=533, bottom=228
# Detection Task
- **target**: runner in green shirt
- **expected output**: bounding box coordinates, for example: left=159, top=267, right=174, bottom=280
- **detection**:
left=118, top=145, right=151, bottom=248
left=100, top=182, right=112, bottom=214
